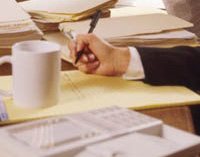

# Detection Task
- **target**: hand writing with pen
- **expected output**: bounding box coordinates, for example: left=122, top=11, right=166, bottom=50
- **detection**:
left=68, top=33, right=130, bottom=76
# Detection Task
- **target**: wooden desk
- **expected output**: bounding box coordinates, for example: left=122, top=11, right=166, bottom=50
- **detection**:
left=139, top=106, right=195, bottom=133
left=0, top=62, right=197, bottom=134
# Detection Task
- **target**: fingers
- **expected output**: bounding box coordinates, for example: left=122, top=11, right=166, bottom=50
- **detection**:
left=68, top=34, right=100, bottom=65
left=77, top=61, right=100, bottom=74
left=76, top=34, right=101, bottom=53
left=79, top=54, right=89, bottom=63
left=88, top=53, right=96, bottom=62
left=79, top=52, right=96, bottom=63
left=76, top=34, right=90, bottom=53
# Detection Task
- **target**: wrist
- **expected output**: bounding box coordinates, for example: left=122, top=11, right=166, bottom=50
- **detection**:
left=113, top=47, right=130, bottom=76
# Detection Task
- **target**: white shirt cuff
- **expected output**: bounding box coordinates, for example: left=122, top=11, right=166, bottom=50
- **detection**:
left=122, top=47, right=145, bottom=80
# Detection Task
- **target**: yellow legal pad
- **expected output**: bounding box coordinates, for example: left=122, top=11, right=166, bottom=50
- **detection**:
left=1, top=70, right=200, bottom=124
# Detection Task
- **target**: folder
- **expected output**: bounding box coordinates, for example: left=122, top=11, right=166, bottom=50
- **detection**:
left=107, top=29, right=198, bottom=47
left=20, top=0, right=117, bottom=22
left=1, top=71, right=200, bottom=124
left=60, top=14, right=193, bottom=39
left=32, top=9, right=111, bottom=32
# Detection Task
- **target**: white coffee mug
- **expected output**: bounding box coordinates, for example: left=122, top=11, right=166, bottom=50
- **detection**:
left=0, top=40, right=61, bottom=108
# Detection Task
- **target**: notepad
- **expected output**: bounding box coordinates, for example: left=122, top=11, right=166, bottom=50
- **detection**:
left=1, top=71, right=200, bottom=124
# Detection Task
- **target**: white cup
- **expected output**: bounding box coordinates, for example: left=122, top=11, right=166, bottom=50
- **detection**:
left=0, top=40, right=61, bottom=108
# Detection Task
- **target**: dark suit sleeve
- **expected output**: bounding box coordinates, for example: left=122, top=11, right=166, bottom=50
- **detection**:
left=136, top=46, right=200, bottom=90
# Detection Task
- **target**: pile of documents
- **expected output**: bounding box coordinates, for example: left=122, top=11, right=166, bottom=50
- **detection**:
left=117, top=0, right=165, bottom=9
left=19, top=0, right=117, bottom=31
left=0, top=0, right=43, bottom=51
left=59, top=13, right=198, bottom=48
left=107, top=30, right=197, bottom=47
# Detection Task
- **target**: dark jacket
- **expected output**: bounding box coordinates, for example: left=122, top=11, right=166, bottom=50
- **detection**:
left=136, top=46, right=200, bottom=90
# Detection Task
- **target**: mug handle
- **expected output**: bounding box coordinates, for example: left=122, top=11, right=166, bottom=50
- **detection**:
left=0, top=56, right=12, bottom=97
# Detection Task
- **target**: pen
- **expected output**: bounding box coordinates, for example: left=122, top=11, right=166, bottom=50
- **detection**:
left=74, top=10, right=102, bottom=64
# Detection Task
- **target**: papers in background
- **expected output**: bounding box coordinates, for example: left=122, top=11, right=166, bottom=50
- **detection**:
left=110, top=6, right=167, bottom=17
left=1, top=71, right=200, bottom=124
left=116, top=0, right=165, bottom=9
left=116, top=0, right=135, bottom=6
left=107, top=30, right=197, bottom=47
left=43, top=32, right=72, bottom=63
left=20, top=0, right=115, bottom=14
left=133, top=0, right=165, bottom=9
left=60, top=14, right=193, bottom=39
left=19, top=0, right=117, bottom=23
left=59, top=13, right=197, bottom=48
left=0, top=0, right=43, bottom=49
left=0, top=0, right=30, bottom=23
left=32, top=9, right=111, bottom=32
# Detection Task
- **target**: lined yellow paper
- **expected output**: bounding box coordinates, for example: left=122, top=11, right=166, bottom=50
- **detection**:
left=1, top=71, right=200, bottom=124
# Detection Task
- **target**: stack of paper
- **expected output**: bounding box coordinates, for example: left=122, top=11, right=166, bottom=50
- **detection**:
left=110, top=6, right=167, bottom=17
left=32, top=9, right=111, bottom=32
left=19, top=0, right=117, bottom=31
left=59, top=13, right=197, bottom=48
left=0, top=0, right=43, bottom=50
left=133, top=0, right=165, bottom=9
left=107, top=30, right=197, bottom=47
left=1, top=71, right=200, bottom=124
left=116, top=0, right=165, bottom=9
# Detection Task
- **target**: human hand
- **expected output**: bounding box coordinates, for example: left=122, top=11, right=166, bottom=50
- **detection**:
left=68, top=34, right=130, bottom=76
